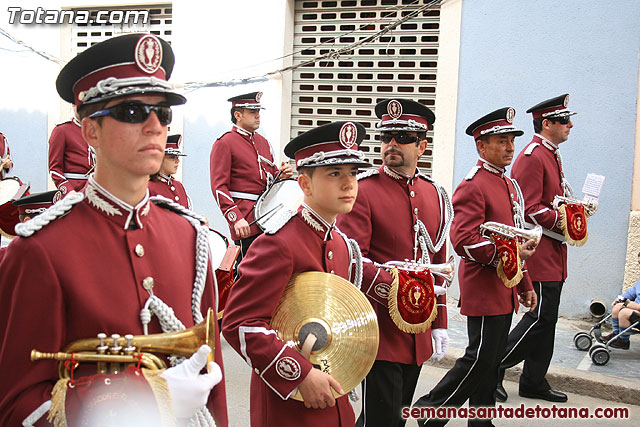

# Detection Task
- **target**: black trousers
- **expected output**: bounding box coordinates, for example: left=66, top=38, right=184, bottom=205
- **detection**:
left=233, top=234, right=260, bottom=280
left=499, top=280, right=563, bottom=392
left=356, top=360, right=422, bottom=427
left=413, top=314, right=512, bottom=427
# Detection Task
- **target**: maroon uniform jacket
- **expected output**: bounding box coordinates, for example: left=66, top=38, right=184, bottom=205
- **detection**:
left=148, top=173, right=191, bottom=210
left=511, top=135, right=567, bottom=282
left=222, top=205, right=359, bottom=427
left=0, top=132, right=12, bottom=179
left=337, top=166, right=449, bottom=365
left=210, top=126, right=279, bottom=241
left=0, top=179, right=228, bottom=426
left=451, top=160, right=533, bottom=317
left=48, top=120, right=95, bottom=194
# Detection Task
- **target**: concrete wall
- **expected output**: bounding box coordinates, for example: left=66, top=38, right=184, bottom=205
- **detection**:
left=447, top=0, right=640, bottom=317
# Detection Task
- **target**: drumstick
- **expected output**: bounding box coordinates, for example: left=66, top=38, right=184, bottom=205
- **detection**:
left=249, top=203, right=284, bottom=226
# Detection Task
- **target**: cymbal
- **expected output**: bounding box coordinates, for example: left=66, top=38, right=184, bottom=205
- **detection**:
left=271, top=271, right=379, bottom=401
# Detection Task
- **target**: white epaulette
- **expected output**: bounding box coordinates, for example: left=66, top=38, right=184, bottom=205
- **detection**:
left=357, top=169, right=379, bottom=181
left=15, top=191, right=84, bottom=237
left=150, top=195, right=207, bottom=225
left=265, top=209, right=298, bottom=235
left=465, top=166, right=481, bottom=181
left=524, top=143, right=539, bottom=156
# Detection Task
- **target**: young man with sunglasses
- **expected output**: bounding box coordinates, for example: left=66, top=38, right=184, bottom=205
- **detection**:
left=337, top=99, right=452, bottom=427
left=149, top=134, right=192, bottom=209
left=210, top=92, right=292, bottom=268
left=0, top=34, right=227, bottom=426
left=413, top=107, right=537, bottom=426
left=494, top=95, right=578, bottom=404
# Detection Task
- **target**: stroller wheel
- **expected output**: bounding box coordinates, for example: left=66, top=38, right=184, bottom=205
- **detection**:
left=573, top=332, right=592, bottom=351
left=590, top=346, right=610, bottom=366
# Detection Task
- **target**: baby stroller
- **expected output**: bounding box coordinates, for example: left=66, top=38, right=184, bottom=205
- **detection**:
left=573, top=310, right=640, bottom=366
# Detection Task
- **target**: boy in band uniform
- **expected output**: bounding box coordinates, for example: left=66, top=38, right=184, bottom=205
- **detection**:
left=223, top=121, right=384, bottom=427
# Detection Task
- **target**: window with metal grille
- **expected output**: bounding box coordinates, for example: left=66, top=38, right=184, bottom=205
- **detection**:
left=291, top=0, right=440, bottom=174
left=70, top=4, right=173, bottom=56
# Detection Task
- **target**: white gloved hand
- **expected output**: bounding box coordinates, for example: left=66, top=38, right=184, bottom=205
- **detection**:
left=433, top=285, right=447, bottom=296
left=161, top=344, right=222, bottom=419
left=430, top=329, right=449, bottom=362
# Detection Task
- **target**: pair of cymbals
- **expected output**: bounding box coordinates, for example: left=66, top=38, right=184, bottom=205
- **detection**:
left=271, top=271, right=379, bottom=401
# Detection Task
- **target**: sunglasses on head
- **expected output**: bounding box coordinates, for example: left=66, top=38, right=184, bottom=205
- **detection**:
left=380, top=132, right=420, bottom=145
left=549, top=116, right=571, bottom=125
left=89, top=102, right=173, bottom=125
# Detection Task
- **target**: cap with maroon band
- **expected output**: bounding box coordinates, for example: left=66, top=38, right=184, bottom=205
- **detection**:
left=527, top=94, right=577, bottom=119
left=13, top=190, right=63, bottom=218
left=165, top=134, right=186, bottom=156
left=466, top=107, right=524, bottom=140
left=228, top=92, right=264, bottom=109
left=284, top=121, right=370, bottom=169
left=374, top=98, right=435, bottom=133
left=56, top=33, right=186, bottom=107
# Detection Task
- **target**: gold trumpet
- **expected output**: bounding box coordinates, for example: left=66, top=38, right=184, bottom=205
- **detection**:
left=479, top=221, right=542, bottom=246
left=552, top=195, right=598, bottom=216
left=374, top=255, right=456, bottom=285
left=31, top=308, right=216, bottom=379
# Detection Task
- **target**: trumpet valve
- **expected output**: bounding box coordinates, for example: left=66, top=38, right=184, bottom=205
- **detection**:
left=109, top=333, right=122, bottom=374
left=96, top=332, right=108, bottom=374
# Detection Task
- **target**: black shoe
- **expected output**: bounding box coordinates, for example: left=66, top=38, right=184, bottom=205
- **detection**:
left=494, top=383, right=508, bottom=402
left=519, top=388, right=568, bottom=402
left=609, top=337, right=630, bottom=350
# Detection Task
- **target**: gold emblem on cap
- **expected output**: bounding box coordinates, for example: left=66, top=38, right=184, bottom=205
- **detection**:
left=270, top=271, right=378, bottom=401
left=339, top=122, right=358, bottom=149
left=134, top=34, right=162, bottom=74
left=256, top=92, right=263, bottom=102
left=387, top=99, right=403, bottom=119
left=564, top=94, right=569, bottom=107
left=506, top=107, right=515, bottom=124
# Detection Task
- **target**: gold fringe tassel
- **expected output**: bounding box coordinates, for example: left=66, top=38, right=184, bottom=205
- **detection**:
left=47, top=379, right=69, bottom=427
left=559, top=204, right=589, bottom=246
left=496, top=243, right=523, bottom=288
left=142, top=369, right=177, bottom=427
left=388, top=268, right=438, bottom=334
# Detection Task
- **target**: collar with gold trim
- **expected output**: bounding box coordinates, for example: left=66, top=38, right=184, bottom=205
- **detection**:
left=232, top=124, right=254, bottom=138
left=478, top=159, right=506, bottom=177
left=535, top=133, right=559, bottom=152
left=85, top=176, right=151, bottom=230
left=300, top=203, right=334, bottom=241
left=156, top=173, right=173, bottom=185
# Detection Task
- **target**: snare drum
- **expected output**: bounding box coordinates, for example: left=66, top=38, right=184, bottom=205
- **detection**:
left=0, top=177, right=26, bottom=237
left=254, top=179, right=304, bottom=232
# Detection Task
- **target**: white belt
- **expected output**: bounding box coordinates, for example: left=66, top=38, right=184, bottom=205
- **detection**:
left=64, top=172, right=89, bottom=180
left=229, top=191, right=259, bottom=201
left=525, top=221, right=565, bottom=242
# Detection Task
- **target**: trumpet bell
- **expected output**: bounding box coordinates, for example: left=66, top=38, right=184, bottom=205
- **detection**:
left=480, top=221, right=542, bottom=246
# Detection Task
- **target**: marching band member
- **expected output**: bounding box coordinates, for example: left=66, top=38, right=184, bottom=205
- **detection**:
left=209, top=91, right=292, bottom=264
left=222, top=121, right=372, bottom=427
left=48, top=106, right=96, bottom=194
left=496, top=94, right=579, bottom=403
left=0, top=131, right=13, bottom=179
left=337, top=99, right=451, bottom=427
left=0, top=34, right=227, bottom=426
left=413, top=107, right=537, bottom=426
left=149, top=134, right=192, bottom=209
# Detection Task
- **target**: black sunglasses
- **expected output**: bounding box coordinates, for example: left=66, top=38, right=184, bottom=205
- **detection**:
left=89, top=102, right=172, bottom=125
left=549, top=116, right=571, bottom=125
left=380, top=132, right=420, bottom=145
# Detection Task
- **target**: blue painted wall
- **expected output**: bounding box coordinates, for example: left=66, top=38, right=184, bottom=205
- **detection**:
left=449, top=0, right=640, bottom=317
